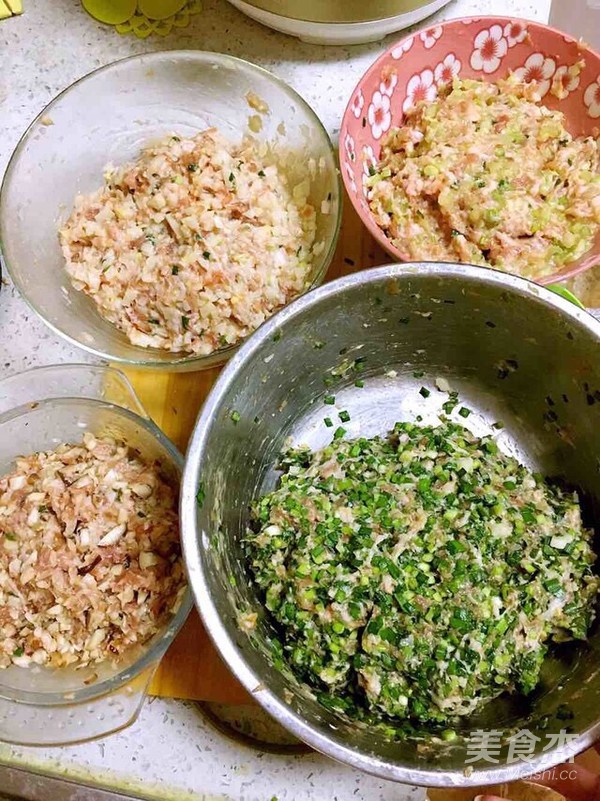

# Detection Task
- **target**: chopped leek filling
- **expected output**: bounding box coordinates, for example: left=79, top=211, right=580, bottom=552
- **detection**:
left=246, top=421, right=598, bottom=724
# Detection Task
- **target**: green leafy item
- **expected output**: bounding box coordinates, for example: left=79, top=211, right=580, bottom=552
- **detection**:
left=245, top=421, right=598, bottom=725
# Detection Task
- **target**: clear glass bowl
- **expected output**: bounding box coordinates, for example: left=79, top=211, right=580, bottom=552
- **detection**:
left=0, top=51, right=342, bottom=372
left=0, top=365, right=192, bottom=745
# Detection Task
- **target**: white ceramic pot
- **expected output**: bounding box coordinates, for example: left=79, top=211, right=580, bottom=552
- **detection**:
left=227, top=0, right=452, bottom=45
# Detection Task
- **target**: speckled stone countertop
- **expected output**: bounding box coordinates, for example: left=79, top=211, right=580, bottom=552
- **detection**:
left=0, top=1, right=550, bottom=799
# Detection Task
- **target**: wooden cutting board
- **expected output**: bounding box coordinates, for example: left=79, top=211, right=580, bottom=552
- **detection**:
left=120, top=196, right=600, bottom=704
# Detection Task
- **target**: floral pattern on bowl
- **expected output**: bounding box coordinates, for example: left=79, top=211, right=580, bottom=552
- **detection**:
left=340, top=16, right=600, bottom=285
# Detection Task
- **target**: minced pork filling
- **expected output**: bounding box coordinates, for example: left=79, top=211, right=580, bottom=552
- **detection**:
left=60, top=129, right=317, bottom=355
left=368, top=77, right=600, bottom=280
left=246, top=421, right=598, bottom=724
left=0, top=433, right=186, bottom=669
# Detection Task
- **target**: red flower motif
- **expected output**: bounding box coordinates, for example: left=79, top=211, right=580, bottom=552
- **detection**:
left=503, top=20, right=527, bottom=48
left=470, top=25, right=508, bottom=74
left=551, top=65, right=581, bottom=99
left=367, top=90, right=391, bottom=140
left=351, top=90, right=365, bottom=119
left=420, top=26, right=443, bottom=49
left=514, top=53, right=556, bottom=98
left=434, top=53, right=461, bottom=85
left=380, top=67, right=398, bottom=98
left=584, top=75, right=600, bottom=118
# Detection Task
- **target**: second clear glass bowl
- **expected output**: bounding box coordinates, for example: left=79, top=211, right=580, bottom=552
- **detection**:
left=0, top=365, right=192, bottom=745
left=0, top=51, right=342, bottom=371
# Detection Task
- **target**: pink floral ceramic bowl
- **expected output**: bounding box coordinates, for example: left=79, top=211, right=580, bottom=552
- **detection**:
left=340, top=16, right=600, bottom=285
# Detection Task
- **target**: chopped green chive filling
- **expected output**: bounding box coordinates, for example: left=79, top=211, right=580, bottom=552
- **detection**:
left=245, top=421, right=598, bottom=727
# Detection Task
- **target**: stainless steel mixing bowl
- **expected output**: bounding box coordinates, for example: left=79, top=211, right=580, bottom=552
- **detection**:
left=182, top=263, right=600, bottom=786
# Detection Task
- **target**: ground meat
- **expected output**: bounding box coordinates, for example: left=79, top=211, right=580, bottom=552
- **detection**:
left=368, top=77, right=600, bottom=280
left=60, top=128, right=318, bottom=355
left=0, top=433, right=186, bottom=669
